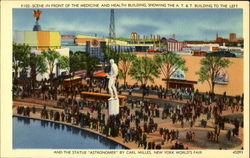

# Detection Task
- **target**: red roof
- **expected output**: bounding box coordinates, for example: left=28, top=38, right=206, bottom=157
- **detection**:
left=74, top=70, right=87, bottom=76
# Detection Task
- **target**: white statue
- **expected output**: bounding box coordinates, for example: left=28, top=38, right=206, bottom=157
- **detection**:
left=107, top=59, right=118, bottom=99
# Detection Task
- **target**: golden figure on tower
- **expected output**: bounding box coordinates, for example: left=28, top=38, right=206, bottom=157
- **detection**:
left=33, top=9, right=42, bottom=21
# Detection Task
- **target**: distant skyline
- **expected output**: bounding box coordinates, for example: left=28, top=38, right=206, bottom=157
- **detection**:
left=13, top=9, right=243, bottom=41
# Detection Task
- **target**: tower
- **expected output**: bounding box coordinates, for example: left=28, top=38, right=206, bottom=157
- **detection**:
left=109, top=9, right=116, bottom=45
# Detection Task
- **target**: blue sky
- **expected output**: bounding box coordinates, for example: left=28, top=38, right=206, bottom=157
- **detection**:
left=13, top=9, right=243, bottom=41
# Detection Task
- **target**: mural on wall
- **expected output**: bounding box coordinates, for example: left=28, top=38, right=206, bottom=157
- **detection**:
left=214, top=69, right=229, bottom=84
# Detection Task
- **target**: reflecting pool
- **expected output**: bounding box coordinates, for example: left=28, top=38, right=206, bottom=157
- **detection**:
left=13, top=116, right=126, bottom=149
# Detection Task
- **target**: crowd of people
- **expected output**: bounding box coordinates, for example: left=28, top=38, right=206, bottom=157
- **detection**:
left=186, top=131, right=196, bottom=142
left=207, top=131, right=220, bottom=142
left=171, top=141, right=187, bottom=149
left=14, top=78, right=244, bottom=150
left=159, top=128, right=180, bottom=144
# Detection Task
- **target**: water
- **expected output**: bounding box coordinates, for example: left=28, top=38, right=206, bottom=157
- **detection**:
left=13, top=116, right=126, bottom=149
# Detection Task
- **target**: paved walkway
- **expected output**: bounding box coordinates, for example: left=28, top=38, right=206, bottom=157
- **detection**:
left=13, top=96, right=243, bottom=149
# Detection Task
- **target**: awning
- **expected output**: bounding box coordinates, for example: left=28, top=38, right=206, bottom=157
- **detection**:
left=162, top=78, right=197, bottom=85
left=73, top=70, right=87, bottom=76
left=63, top=76, right=82, bottom=87
left=93, top=71, right=108, bottom=77
left=64, top=76, right=82, bottom=82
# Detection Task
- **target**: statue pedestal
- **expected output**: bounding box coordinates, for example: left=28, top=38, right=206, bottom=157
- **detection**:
left=108, top=98, right=119, bottom=116
left=33, top=23, right=41, bottom=31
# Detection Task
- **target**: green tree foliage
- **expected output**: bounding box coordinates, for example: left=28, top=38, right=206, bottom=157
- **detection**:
left=102, top=46, right=120, bottom=64
left=41, top=49, right=60, bottom=77
left=13, top=43, right=31, bottom=80
left=129, top=56, right=160, bottom=86
left=196, top=54, right=231, bottom=93
left=69, top=51, right=99, bottom=77
left=58, top=55, right=70, bottom=73
left=30, top=53, right=47, bottom=77
left=154, top=52, right=187, bottom=90
left=118, top=52, right=136, bottom=86
left=70, top=51, right=88, bottom=73
left=86, top=54, right=100, bottom=76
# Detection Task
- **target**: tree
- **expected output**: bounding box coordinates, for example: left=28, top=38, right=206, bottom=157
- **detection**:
left=129, top=56, right=160, bottom=87
left=69, top=51, right=88, bottom=73
left=58, top=55, right=70, bottom=73
left=85, top=54, right=100, bottom=78
left=13, top=43, right=31, bottom=80
left=196, top=54, right=231, bottom=93
left=69, top=51, right=99, bottom=92
left=118, top=52, right=136, bottom=86
left=41, top=49, right=60, bottom=78
left=154, top=52, right=187, bottom=90
left=69, top=51, right=99, bottom=75
left=102, top=45, right=120, bottom=64
left=29, top=53, right=47, bottom=80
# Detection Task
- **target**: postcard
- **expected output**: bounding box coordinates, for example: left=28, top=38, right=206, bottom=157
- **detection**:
left=0, top=0, right=249, bottom=158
